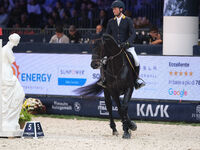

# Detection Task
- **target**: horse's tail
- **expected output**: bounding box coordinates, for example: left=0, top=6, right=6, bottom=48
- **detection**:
left=74, top=79, right=104, bottom=97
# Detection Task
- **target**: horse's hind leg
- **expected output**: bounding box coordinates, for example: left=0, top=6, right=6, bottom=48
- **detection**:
left=104, top=90, right=118, bottom=136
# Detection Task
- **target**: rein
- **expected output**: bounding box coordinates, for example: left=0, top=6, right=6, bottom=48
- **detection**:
left=107, top=48, right=124, bottom=61
left=103, top=48, right=125, bottom=80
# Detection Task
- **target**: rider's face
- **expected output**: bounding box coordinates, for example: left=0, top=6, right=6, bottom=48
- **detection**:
left=112, top=7, right=122, bottom=17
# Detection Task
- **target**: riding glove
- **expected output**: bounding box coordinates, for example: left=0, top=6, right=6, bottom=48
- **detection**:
left=120, top=42, right=130, bottom=49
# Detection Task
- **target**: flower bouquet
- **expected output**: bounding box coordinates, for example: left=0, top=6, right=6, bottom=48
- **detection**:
left=22, top=98, right=46, bottom=115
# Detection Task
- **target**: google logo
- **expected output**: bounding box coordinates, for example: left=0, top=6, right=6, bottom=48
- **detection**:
left=168, top=88, right=187, bottom=98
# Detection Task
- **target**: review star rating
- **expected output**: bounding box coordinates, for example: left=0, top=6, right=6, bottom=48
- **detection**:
left=169, top=71, right=193, bottom=76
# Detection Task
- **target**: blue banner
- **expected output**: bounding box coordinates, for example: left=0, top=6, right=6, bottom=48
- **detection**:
left=29, top=96, right=200, bottom=123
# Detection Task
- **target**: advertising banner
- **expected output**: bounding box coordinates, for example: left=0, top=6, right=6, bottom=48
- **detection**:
left=132, top=56, right=200, bottom=101
left=14, top=54, right=200, bottom=101
left=34, top=96, right=200, bottom=123
left=14, top=54, right=99, bottom=95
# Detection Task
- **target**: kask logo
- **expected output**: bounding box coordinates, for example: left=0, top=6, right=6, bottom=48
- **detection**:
left=12, top=62, right=20, bottom=79
left=168, top=88, right=187, bottom=98
left=137, top=104, right=169, bottom=118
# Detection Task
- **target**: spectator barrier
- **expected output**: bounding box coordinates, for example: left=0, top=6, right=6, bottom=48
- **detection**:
left=1, top=28, right=159, bottom=44
left=11, top=43, right=162, bottom=55
left=12, top=43, right=199, bottom=56
left=26, top=95, right=200, bottom=123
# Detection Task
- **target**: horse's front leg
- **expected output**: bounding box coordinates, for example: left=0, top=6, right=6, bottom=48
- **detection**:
left=104, top=90, right=118, bottom=136
left=121, top=87, right=133, bottom=139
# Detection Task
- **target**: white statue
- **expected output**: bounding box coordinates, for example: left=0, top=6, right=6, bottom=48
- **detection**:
left=1, top=33, right=25, bottom=132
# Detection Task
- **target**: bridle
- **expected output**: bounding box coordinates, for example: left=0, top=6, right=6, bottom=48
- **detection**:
left=107, top=48, right=123, bottom=61
left=95, top=38, right=125, bottom=80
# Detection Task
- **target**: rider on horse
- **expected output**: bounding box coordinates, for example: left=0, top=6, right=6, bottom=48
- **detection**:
left=97, top=0, right=146, bottom=90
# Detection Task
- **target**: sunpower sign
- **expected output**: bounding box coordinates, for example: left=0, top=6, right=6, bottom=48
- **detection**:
left=14, top=54, right=200, bottom=101
left=58, top=67, right=86, bottom=86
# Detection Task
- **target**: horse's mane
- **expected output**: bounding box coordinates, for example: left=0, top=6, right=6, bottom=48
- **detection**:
left=102, top=34, right=120, bottom=52
left=102, top=33, right=117, bottom=44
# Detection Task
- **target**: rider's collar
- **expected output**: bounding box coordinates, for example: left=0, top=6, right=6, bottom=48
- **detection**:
left=114, top=14, right=126, bottom=20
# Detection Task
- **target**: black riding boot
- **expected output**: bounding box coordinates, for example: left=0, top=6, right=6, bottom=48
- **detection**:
left=134, top=66, right=145, bottom=90
left=97, top=77, right=106, bottom=88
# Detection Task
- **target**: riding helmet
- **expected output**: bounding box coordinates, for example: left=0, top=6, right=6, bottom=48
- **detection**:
left=111, top=0, right=125, bottom=10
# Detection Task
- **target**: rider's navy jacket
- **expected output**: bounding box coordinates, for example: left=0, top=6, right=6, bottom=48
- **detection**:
left=106, top=15, right=135, bottom=45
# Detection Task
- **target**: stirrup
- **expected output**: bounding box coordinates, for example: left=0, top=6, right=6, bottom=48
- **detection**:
left=135, top=78, right=145, bottom=90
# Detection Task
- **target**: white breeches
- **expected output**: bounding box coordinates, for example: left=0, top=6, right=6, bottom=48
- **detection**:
left=127, top=47, right=139, bottom=66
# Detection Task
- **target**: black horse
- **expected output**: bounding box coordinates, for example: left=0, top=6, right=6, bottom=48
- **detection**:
left=76, top=34, right=137, bottom=139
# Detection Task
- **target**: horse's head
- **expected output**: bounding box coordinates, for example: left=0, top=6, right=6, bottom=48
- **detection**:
left=90, top=38, right=105, bottom=69
left=90, top=34, right=121, bottom=69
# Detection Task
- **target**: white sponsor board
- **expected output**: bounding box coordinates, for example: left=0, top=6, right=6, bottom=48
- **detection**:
left=14, top=54, right=200, bottom=101
left=133, top=56, right=200, bottom=101
left=14, top=54, right=99, bottom=95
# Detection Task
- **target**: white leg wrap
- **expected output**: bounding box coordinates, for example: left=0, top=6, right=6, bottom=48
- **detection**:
left=127, top=47, right=139, bottom=66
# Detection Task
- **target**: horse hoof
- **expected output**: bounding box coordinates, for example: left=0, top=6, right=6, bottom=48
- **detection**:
left=129, top=122, right=137, bottom=131
left=129, top=124, right=137, bottom=131
left=122, top=132, right=131, bottom=139
left=113, top=131, right=119, bottom=136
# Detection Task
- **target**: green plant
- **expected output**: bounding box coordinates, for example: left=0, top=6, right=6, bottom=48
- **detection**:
left=19, top=108, right=32, bottom=123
